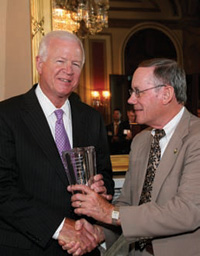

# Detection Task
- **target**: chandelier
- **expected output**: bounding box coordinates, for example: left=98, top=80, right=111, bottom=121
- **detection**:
left=52, top=0, right=109, bottom=38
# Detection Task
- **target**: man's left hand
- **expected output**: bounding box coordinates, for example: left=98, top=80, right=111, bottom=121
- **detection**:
left=91, top=174, right=112, bottom=201
left=67, top=184, right=114, bottom=224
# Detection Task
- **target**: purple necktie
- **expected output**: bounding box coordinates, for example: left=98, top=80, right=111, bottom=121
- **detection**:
left=55, top=109, right=71, bottom=158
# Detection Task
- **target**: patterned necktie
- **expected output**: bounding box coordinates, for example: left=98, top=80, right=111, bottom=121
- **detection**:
left=139, top=129, right=165, bottom=204
left=106, top=130, right=166, bottom=255
left=54, top=109, right=71, bottom=158
left=137, top=129, right=165, bottom=251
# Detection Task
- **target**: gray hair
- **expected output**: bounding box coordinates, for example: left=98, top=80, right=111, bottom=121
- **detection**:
left=38, top=30, right=85, bottom=67
left=138, top=58, right=187, bottom=104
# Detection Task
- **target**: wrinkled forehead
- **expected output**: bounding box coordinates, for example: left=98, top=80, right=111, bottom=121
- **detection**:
left=132, top=66, right=156, bottom=87
left=46, top=38, right=84, bottom=62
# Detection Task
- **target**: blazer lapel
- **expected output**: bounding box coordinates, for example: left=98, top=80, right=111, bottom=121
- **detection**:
left=152, top=109, right=190, bottom=200
left=21, top=86, right=69, bottom=186
left=69, top=98, right=88, bottom=147
left=132, top=130, right=152, bottom=203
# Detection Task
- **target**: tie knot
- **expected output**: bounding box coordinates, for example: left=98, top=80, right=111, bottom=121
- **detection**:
left=55, top=109, right=64, bottom=122
left=154, top=129, right=165, bottom=141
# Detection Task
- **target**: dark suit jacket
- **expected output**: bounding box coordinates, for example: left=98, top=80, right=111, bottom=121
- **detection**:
left=106, top=122, right=122, bottom=155
left=0, top=85, right=114, bottom=255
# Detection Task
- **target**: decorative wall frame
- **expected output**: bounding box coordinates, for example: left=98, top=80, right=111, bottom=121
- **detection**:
left=122, top=22, right=183, bottom=73
left=83, top=34, right=112, bottom=123
left=30, top=0, right=52, bottom=84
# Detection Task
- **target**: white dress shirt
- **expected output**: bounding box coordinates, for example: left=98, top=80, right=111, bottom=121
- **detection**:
left=35, top=84, right=71, bottom=239
left=152, top=106, right=185, bottom=158
left=35, top=84, right=73, bottom=148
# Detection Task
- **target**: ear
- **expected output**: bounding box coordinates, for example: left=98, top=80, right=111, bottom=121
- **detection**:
left=36, top=56, right=43, bottom=75
left=162, top=85, right=174, bottom=105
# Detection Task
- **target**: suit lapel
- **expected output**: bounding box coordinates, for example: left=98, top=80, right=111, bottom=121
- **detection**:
left=133, top=130, right=152, bottom=203
left=152, top=109, right=190, bottom=200
left=21, top=86, right=69, bottom=186
left=70, top=98, right=88, bottom=147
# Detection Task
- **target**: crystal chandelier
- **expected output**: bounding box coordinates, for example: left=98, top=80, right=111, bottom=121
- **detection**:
left=52, top=0, right=109, bottom=38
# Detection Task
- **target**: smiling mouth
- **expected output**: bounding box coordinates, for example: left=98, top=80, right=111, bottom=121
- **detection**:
left=59, top=78, right=71, bottom=83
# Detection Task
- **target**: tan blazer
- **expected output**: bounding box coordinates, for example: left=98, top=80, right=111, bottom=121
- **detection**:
left=110, top=108, right=200, bottom=256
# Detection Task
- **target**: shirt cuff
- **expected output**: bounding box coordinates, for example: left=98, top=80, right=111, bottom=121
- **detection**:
left=52, top=218, right=65, bottom=239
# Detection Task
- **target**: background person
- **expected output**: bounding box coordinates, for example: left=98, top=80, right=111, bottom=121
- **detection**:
left=106, top=108, right=122, bottom=154
left=68, top=58, right=200, bottom=256
left=118, top=107, right=145, bottom=154
left=0, top=30, right=114, bottom=256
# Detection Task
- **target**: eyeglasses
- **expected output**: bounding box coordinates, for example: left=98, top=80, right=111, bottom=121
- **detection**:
left=129, top=84, right=166, bottom=98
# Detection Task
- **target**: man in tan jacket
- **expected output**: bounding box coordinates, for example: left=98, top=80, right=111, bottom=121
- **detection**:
left=67, top=58, right=200, bottom=256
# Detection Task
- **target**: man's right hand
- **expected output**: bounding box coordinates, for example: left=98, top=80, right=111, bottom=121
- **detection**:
left=64, top=219, right=105, bottom=256
left=58, top=218, right=98, bottom=255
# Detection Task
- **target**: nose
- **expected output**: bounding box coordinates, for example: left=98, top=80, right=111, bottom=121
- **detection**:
left=62, top=62, right=73, bottom=75
left=128, top=93, right=137, bottom=105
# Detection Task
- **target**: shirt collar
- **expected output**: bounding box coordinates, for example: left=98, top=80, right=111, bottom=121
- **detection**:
left=35, top=84, right=71, bottom=120
left=163, top=106, right=185, bottom=139
left=152, top=106, right=185, bottom=139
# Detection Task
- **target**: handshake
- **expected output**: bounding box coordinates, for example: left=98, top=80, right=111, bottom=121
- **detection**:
left=58, top=218, right=104, bottom=255
left=58, top=174, right=114, bottom=256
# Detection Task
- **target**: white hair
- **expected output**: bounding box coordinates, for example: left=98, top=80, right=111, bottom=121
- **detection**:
left=38, top=30, right=85, bottom=66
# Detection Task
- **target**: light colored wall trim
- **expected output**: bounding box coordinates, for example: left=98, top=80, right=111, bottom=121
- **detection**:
left=0, top=0, right=32, bottom=100
left=0, top=0, right=7, bottom=100
left=31, top=0, right=52, bottom=84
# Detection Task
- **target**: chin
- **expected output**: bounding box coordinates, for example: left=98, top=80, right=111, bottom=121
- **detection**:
left=136, top=118, right=145, bottom=125
left=58, top=87, right=73, bottom=94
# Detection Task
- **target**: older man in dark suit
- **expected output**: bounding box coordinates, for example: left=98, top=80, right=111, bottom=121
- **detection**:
left=0, top=31, right=114, bottom=256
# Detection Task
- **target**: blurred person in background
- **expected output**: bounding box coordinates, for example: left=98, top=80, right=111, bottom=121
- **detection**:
left=106, top=108, right=122, bottom=154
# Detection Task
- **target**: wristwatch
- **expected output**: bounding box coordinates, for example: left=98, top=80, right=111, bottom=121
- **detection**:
left=111, top=206, right=120, bottom=225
